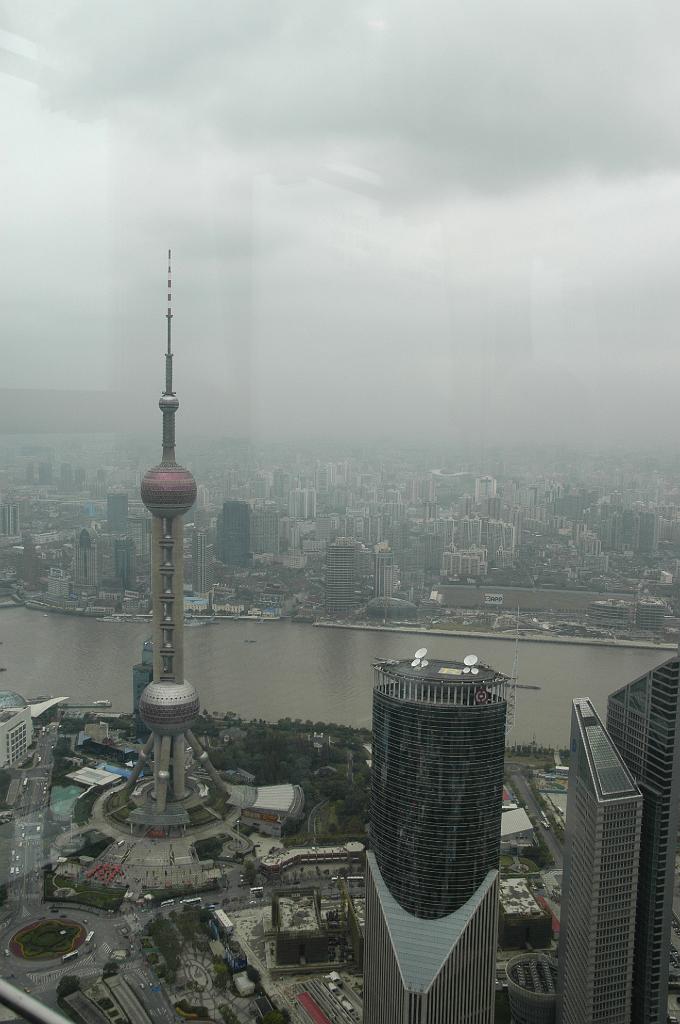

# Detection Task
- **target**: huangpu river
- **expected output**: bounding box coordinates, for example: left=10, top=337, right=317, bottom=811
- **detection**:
left=1, top=608, right=671, bottom=748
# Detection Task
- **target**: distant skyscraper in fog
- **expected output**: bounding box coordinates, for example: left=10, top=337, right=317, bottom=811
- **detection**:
left=73, top=527, right=100, bottom=588
left=107, top=492, right=129, bottom=534
left=0, top=502, right=20, bottom=538
left=475, top=476, right=496, bottom=504
left=218, top=500, right=251, bottom=566
left=132, top=638, right=153, bottom=738
left=325, top=537, right=357, bottom=614
left=364, top=655, right=507, bottom=1023
left=114, top=536, right=137, bottom=590
left=373, top=545, right=394, bottom=599
left=251, top=505, right=280, bottom=555
left=191, top=529, right=210, bottom=594
left=288, top=487, right=317, bottom=520
left=607, top=658, right=680, bottom=1024
left=557, top=698, right=641, bottom=1024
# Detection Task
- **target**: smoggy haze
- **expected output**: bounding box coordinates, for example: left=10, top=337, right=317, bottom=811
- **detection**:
left=2, top=1, right=680, bottom=445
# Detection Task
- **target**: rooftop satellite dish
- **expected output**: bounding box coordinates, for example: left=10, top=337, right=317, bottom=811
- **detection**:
left=420, top=659, right=429, bottom=668
left=463, top=667, right=470, bottom=674
left=411, top=659, right=420, bottom=668
left=415, top=647, right=428, bottom=660
left=471, top=667, right=479, bottom=675
left=463, top=654, right=479, bottom=667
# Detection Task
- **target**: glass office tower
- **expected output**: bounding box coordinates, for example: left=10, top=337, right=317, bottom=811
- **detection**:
left=364, top=656, right=507, bottom=1024
left=557, top=698, right=642, bottom=1024
left=607, top=657, right=680, bottom=1024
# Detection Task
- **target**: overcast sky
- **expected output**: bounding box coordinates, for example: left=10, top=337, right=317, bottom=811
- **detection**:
left=2, top=1, right=680, bottom=447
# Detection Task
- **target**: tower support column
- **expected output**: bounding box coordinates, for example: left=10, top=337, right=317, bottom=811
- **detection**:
left=173, top=733, right=186, bottom=799
left=124, top=734, right=154, bottom=794
left=155, top=735, right=172, bottom=814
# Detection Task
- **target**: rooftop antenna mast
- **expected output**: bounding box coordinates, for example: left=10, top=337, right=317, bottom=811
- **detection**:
left=165, top=248, right=174, bottom=396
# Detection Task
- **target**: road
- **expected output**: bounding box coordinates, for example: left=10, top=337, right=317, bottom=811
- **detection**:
left=510, top=770, right=564, bottom=868
left=307, top=799, right=328, bottom=838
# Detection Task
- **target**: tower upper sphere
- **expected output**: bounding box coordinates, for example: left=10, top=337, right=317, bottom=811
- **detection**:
left=141, top=463, right=197, bottom=517
left=141, top=249, right=197, bottom=517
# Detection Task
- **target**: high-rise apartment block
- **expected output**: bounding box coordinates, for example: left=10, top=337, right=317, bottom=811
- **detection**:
left=217, top=500, right=251, bottom=567
left=73, top=527, right=100, bottom=588
left=0, top=502, right=20, bottom=538
left=288, top=487, right=317, bottom=520
left=107, top=492, right=129, bottom=534
left=364, top=656, right=507, bottom=1023
left=324, top=537, right=358, bottom=615
left=607, top=658, right=680, bottom=1024
left=557, top=698, right=642, bottom=1024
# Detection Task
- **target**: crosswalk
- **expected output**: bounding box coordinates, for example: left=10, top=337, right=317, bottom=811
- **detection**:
left=27, top=951, right=98, bottom=991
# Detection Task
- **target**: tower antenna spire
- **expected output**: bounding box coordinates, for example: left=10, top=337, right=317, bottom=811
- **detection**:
left=165, top=248, right=174, bottom=396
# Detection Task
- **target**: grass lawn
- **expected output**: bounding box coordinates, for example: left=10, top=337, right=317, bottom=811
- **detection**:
left=518, top=858, right=540, bottom=873
left=11, top=919, right=85, bottom=960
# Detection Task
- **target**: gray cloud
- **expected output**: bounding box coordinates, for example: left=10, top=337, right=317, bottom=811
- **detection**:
left=2, top=1, right=680, bottom=446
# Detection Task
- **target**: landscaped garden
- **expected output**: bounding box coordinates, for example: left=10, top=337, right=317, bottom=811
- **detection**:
left=44, top=870, right=124, bottom=910
left=11, top=918, right=85, bottom=960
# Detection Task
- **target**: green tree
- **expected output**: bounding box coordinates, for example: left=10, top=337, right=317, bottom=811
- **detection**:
left=261, top=1013, right=286, bottom=1024
left=57, top=975, right=81, bottom=998
left=243, top=858, right=257, bottom=886
left=213, top=963, right=229, bottom=990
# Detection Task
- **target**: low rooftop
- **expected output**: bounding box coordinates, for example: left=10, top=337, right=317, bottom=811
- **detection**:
left=500, top=878, right=546, bottom=918
left=276, top=891, right=320, bottom=933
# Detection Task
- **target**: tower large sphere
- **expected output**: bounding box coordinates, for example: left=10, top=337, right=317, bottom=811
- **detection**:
left=141, top=463, right=197, bottom=517
left=138, top=680, right=200, bottom=736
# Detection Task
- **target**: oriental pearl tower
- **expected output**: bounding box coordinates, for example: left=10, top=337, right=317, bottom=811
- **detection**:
left=123, top=252, right=227, bottom=826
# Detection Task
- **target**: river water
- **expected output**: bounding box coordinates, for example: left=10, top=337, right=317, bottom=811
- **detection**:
left=0, top=608, right=671, bottom=748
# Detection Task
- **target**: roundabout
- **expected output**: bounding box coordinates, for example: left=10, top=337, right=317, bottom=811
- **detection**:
left=10, top=918, right=86, bottom=961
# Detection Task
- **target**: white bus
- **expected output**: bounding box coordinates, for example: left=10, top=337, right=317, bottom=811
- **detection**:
left=250, top=886, right=264, bottom=898
left=85, top=931, right=94, bottom=944
left=160, top=899, right=175, bottom=907
left=180, top=897, right=201, bottom=906
left=62, top=950, right=79, bottom=962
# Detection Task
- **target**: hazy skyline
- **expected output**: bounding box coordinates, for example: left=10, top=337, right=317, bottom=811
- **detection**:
left=2, top=2, right=680, bottom=445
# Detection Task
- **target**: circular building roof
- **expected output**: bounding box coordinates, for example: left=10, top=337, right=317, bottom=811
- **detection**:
left=0, top=691, right=27, bottom=710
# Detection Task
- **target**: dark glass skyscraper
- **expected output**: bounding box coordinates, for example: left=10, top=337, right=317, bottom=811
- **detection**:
left=364, top=656, right=507, bottom=1024
left=218, top=500, right=251, bottom=567
left=107, top=491, right=129, bottom=534
left=607, top=656, right=680, bottom=1024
